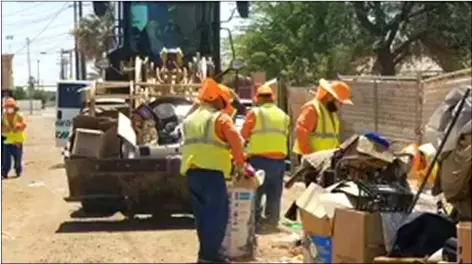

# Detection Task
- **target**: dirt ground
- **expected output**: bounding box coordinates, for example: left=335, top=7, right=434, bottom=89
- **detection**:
left=1, top=108, right=305, bottom=263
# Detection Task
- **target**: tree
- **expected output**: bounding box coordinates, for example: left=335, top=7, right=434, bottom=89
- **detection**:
left=352, top=2, right=471, bottom=75
left=421, top=2, right=472, bottom=71
left=230, top=2, right=372, bottom=85
left=71, top=7, right=115, bottom=62
left=12, top=86, right=27, bottom=100
left=230, top=2, right=471, bottom=79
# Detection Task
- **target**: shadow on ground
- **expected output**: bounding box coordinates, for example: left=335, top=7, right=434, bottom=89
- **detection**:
left=49, top=163, right=65, bottom=170
left=56, top=215, right=195, bottom=233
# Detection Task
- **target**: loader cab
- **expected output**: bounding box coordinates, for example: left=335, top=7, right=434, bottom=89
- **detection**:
left=96, top=1, right=249, bottom=81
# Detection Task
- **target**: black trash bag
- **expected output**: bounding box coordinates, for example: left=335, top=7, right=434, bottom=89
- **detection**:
left=442, top=237, right=458, bottom=262
left=389, top=212, right=456, bottom=258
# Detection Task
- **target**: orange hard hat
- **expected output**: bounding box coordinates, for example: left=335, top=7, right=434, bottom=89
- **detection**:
left=3, top=97, right=17, bottom=108
left=199, top=78, right=223, bottom=102
left=315, top=79, right=353, bottom=105
left=218, top=84, right=235, bottom=115
left=253, top=85, right=275, bottom=104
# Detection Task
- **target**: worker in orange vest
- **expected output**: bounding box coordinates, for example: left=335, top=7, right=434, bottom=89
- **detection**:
left=293, top=79, right=353, bottom=161
left=181, top=78, right=245, bottom=263
left=2, top=98, right=26, bottom=179
left=240, top=84, right=290, bottom=232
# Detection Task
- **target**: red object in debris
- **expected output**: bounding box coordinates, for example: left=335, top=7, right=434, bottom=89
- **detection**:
left=244, top=163, right=255, bottom=178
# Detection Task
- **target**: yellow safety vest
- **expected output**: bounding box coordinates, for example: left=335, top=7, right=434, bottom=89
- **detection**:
left=247, top=103, right=289, bottom=156
left=293, top=100, right=340, bottom=154
left=2, top=113, right=26, bottom=144
left=180, top=105, right=232, bottom=178
left=418, top=151, right=440, bottom=186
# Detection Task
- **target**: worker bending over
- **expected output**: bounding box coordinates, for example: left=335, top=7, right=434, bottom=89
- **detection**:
left=241, top=85, right=290, bottom=232
left=2, top=98, right=26, bottom=179
left=181, top=78, right=245, bottom=263
left=293, top=79, right=353, bottom=160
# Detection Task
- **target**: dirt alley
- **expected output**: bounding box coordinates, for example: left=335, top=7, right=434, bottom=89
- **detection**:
left=1, top=108, right=304, bottom=263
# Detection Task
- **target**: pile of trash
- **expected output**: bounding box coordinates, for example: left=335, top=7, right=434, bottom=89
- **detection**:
left=284, top=130, right=471, bottom=263
left=65, top=97, right=194, bottom=160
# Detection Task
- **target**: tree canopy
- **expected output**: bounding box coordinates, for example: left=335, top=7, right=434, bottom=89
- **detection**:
left=71, top=8, right=115, bottom=62
left=229, top=1, right=471, bottom=84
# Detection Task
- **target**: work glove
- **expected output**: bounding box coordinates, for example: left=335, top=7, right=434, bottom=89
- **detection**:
left=234, top=165, right=246, bottom=181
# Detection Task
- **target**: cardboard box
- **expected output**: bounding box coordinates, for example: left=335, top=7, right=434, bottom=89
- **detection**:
left=458, top=221, right=471, bottom=264
left=296, top=183, right=354, bottom=236
left=222, top=180, right=256, bottom=260
left=332, top=208, right=386, bottom=263
left=303, top=234, right=333, bottom=263
left=72, top=128, right=104, bottom=158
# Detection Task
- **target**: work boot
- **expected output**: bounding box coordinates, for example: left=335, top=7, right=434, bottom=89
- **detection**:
left=197, top=257, right=231, bottom=263
left=197, top=255, right=231, bottom=263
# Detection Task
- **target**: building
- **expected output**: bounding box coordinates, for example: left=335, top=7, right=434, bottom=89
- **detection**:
left=2, top=54, right=14, bottom=92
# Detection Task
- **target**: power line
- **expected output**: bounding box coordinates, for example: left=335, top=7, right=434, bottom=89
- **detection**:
left=8, top=32, right=71, bottom=46
left=13, top=3, right=70, bottom=55
left=1, top=2, right=45, bottom=17
left=7, top=23, right=73, bottom=35
left=2, top=5, right=73, bottom=27
left=2, top=2, right=92, bottom=27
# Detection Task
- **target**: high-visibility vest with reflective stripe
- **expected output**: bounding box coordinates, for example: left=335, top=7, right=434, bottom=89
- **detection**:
left=293, top=100, right=340, bottom=154
left=180, top=105, right=232, bottom=178
left=1, top=113, right=26, bottom=144
left=247, top=103, right=289, bottom=156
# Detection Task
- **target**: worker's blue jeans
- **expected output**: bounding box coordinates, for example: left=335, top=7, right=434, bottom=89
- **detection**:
left=2, top=143, right=23, bottom=176
left=187, top=168, right=229, bottom=261
left=249, top=156, right=286, bottom=226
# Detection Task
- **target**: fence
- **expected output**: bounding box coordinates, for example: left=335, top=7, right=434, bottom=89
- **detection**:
left=286, top=68, right=472, bottom=153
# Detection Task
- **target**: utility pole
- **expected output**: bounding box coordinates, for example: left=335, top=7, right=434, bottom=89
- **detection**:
left=36, top=59, right=40, bottom=90
left=60, top=49, right=65, bottom=79
left=69, top=50, right=73, bottom=79
left=78, top=1, right=87, bottom=80
left=26, top=37, right=33, bottom=114
left=73, top=1, right=80, bottom=79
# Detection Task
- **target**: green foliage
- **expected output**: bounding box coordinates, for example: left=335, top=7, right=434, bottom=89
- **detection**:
left=71, top=7, right=115, bottom=61
left=11, top=86, right=54, bottom=104
left=231, top=2, right=373, bottom=85
left=229, top=1, right=471, bottom=80
left=12, top=86, right=27, bottom=100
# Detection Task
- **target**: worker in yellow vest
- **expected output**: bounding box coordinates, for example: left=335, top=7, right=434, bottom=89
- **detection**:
left=293, top=79, right=353, bottom=161
left=181, top=78, right=245, bottom=263
left=2, top=98, right=26, bottom=179
left=402, top=143, right=440, bottom=188
left=240, top=84, right=290, bottom=232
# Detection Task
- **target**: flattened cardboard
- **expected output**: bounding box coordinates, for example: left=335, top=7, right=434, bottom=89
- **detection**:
left=296, top=183, right=353, bottom=236
left=458, top=221, right=471, bottom=264
left=117, top=112, right=137, bottom=147
left=332, top=208, right=386, bottom=263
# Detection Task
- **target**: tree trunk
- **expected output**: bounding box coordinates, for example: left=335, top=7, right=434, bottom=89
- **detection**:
left=375, top=47, right=396, bottom=75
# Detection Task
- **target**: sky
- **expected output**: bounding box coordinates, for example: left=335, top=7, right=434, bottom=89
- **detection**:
left=1, top=1, right=246, bottom=91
